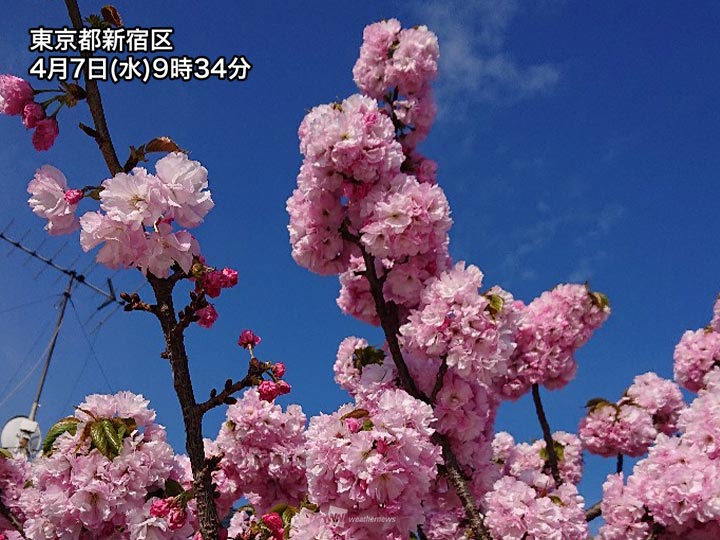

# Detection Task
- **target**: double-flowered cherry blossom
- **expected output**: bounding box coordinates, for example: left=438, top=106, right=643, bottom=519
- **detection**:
left=579, top=373, right=683, bottom=458
left=299, top=388, right=441, bottom=538
left=27, top=165, right=82, bottom=235
left=1, top=74, right=59, bottom=150
left=13, top=392, right=196, bottom=540
left=211, top=389, right=307, bottom=517
left=495, top=284, right=610, bottom=400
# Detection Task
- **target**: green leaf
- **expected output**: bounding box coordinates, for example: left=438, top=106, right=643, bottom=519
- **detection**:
left=352, top=346, right=385, bottom=370
left=589, top=291, right=610, bottom=310
left=42, top=417, right=80, bottom=456
left=282, top=505, right=297, bottom=526
left=101, top=420, right=123, bottom=458
left=164, top=478, right=185, bottom=498
left=340, top=408, right=370, bottom=421
left=485, top=293, right=505, bottom=320
left=89, top=421, right=109, bottom=458
left=0, top=448, right=12, bottom=459
left=584, top=397, right=614, bottom=413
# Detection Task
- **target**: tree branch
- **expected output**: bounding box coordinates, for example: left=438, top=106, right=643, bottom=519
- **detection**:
left=0, top=496, right=27, bottom=539
left=531, top=384, right=563, bottom=487
left=340, top=229, right=492, bottom=540
left=148, top=275, right=220, bottom=540
left=585, top=501, right=602, bottom=522
left=197, top=359, right=265, bottom=414
left=63, top=0, right=122, bottom=176
left=61, top=4, right=221, bottom=537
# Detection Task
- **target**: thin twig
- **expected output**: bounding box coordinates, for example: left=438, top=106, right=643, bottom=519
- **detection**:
left=531, top=384, right=563, bottom=487
left=197, top=361, right=264, bottom=414
left=585, top=501, right=602, bottom=522
left=63, top=0, right=122, bottom=175
left=0, top=496, right=27, bottom=539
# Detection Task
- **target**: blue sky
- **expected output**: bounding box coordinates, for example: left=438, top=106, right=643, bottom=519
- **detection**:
left=1, top=0, right=719, bottom=518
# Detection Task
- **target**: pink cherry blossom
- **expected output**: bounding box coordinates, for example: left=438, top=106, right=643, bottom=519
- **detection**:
left=154, top=152, right=214, bottom=228
left=196, top=304, right=218, bottom=329
left=674, top=328, right=720, bottom=392
left=21, top=101, right=44, bottom=128
left=238, top=329, right=261, bottom=350
left=31, top=117, right=59, bottom=151
left=27, top=165, right=80, bottom=235
left=0, top=74, right=34, bottom=115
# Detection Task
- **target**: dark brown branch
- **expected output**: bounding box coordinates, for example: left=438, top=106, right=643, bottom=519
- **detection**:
left=0, top=496, right=27, bottom=539
left=148, top=275, right=221, bottom=539
left=616, top=453, right=624, bottom=474
left=435, top=433, right=493, bottom=540
left=120, top=292, right=155, bottom=313
left=431, top=356, right=448, bottom=402
left=63, top=0, right=122, bottom=175
left=531, top=384, right=563, bottom=487
left=60, top=3, right=224, bottom=538
left=197, top=359, right=265, bottom=414
left=585, top=501, right=602, bottom=522
left=340, top=226, right=424, bottom=402
left=340, top=228, right=491, bottom=540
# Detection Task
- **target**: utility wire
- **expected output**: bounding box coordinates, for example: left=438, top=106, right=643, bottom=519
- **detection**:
left=69, top=296, right=114, bottom=394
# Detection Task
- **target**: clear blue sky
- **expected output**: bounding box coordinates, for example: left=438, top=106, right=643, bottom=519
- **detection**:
left=1, top=0, right=719, bottom=516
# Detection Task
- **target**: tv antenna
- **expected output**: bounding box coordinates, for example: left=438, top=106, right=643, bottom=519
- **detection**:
left=0, top=226, right=125, bottom=457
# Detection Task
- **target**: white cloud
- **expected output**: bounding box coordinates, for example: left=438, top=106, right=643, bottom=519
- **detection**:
left=414, top=0, right=560, bottom=106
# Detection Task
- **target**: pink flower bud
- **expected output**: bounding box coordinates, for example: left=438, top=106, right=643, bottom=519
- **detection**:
left=261, top=512, right=284, bottom=534
left=22, top=101, right=45, bottom=129
left=258, top=380, right=279, bottom=402
left=149, top=498, right=173, bottom=518
left=238, top=329, right=261, bottom=349
left=167, top=506, right=187, bottom=530
left=220, top=267, right=238, bottom=288
left=63, top=189, right=83, bottom=205
left=345, top=417, right=362, bottom=433
left=272, top=362, right=286, bottom=378
left=201, top=270, right=224, bottom=298
left=275, top=380, right=291, bottom=396
left=196, top=304, right=218, bottom=329
left=32, top=117, right=59, bottom=151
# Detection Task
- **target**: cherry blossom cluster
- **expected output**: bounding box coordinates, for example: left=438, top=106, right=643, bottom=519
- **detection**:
left=27, top=152, right=215, bottom=279
left=7, top=392, right=197, bottom=539
left=483, top=476, right=589, bottom=540
left=299, top=388, right=441, bottom=537
left=493, top=431, right=583, bottom=487
left=210, top=389, right=307, bottom=518
left=598, top=372, right=720, bottom=538
left=495, top=284, right=611, bottom=400
left=352, top=19, right=439, bottom=148
left=674, top=296, right=720, bottom=392
left=0, top=74, right=59, bottom=151
left=81, top=152, right=213, bottom=277
left=288, top=19, right=451, bottom=328
left=400, top=262, right=521, bottom=383
left=578, top=372, right=684, bottom=458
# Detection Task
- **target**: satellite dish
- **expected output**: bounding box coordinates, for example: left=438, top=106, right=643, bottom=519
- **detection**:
left=1, top=416, right=42, bottom=457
